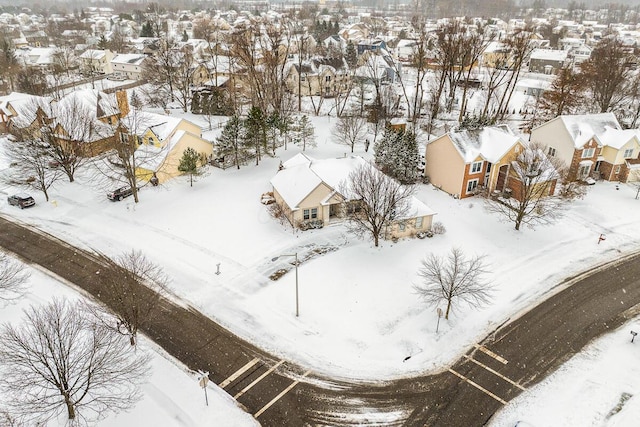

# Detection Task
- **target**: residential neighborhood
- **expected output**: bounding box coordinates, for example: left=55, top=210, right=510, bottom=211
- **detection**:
left=1, top=0, right=640, bottom=426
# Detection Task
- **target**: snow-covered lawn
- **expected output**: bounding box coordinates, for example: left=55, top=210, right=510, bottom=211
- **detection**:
left=0, top=257, right=257, bottom=427
left=1, top=113, right=640, bottom=424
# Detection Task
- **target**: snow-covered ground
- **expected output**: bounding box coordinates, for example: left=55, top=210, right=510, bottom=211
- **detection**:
left=0, top=256, right=257, bottom=427
left=1, top=111, right=640, bottom=425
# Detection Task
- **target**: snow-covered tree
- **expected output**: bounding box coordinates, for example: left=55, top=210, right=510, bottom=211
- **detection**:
left=178, top=147, right=203, bottom=187
left=374, top=127, right=419, bottom=184
left=292, top=115, right=316, bottom=151
left=333, top=115, right=368, bottom=153
left=215, top=115, right=245, bottom=170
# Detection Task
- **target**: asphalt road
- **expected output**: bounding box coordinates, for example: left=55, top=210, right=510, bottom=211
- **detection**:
left=2, top=213, right=640, bottom=427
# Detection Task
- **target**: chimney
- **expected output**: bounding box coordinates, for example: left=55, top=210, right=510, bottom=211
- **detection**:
left=115, top=90, right=129, bottom=118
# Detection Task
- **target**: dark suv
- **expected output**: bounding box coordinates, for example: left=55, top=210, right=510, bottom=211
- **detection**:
left=107, top=186, right=133, bottom=201
left=7, top=194, right=36, bottom=209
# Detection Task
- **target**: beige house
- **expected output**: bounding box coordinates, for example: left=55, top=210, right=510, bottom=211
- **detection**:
left=270, top=154, right=435, bottom=239
left=133, top=113, right=212, bottom=183
left=285, top=57, right=350, bottom=97
left=530, top=113, right=640, bottom=182
left=79, top=49, right=115, bottom=75
left=425, top=126, right=542, bottom=199
left=110, top=54, right=147, bottom=80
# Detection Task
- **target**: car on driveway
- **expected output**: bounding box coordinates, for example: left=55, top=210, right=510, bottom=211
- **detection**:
left=107, top=186, right=133, bottom=201
left=7, top=194, right=35, bottom=209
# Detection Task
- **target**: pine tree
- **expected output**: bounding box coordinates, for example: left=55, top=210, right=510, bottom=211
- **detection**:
left=130, top=90, right=143, bottom=110
left=345, top=40, right=357, bottom=69
left=191, top=91, right=201, bottom=114
left=216, top=115, right=245, bottom=170
left=182, top=30, right=189, bottom=42
left=140, top=21, right=154, bottom=38
left=291, top=115, right=316, bottom=151
left=245, top=106, right=268, bottom=165
left=178, top=147, right=201, bottom=187
left=374, top=128, right=419, bottom=184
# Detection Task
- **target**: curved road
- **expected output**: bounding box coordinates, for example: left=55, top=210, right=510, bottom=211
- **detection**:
left=1, top=214, right=639, bottom=426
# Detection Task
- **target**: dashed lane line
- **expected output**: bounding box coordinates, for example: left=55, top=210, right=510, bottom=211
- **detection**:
left=219, top=357, right=260, bottom=389
left=448, top=368, right=508, bottom=405
left=463, top=355, right=526, bottom=391
left=474, top=343, right=508, bottom=364
left=254, top=370, right=311, bottom=418
left=234, top=360, right=285, bottom=399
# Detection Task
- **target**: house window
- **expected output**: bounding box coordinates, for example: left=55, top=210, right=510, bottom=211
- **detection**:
left=301, top=76, right=306, bottom=81
left=623, top=148, right=634, bottom=158
left=548, top=147, right=556, bottom=157
left=470, top=161, right=483, bottom=174
left=399, top=222, right=406, bottom=231
left=466, top=179, right=479, bottom=194
left=303, top=209, right=310, bottom=220
left=615, top=165, right=621, bottom=174
left=578, top=164, right=591, bottom=179
left=311, top=208, right=318, bottom=219
left=582, top=147, right=595, bottom=158
left=325, top=75, right=331, bottom=82
left=415, top=216, right=423, bottom=229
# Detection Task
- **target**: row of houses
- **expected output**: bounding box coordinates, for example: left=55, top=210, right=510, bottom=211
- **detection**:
left=0, top=91, right=213, bottom=185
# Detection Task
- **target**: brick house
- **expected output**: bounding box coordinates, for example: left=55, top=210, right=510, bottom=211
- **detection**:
left=530, top=113, right=640, bottom=182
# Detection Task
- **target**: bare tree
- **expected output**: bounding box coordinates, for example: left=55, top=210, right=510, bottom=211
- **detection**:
left=2, top=134, right=63, bottom=201
left=484, top=142, right=572, bottom=231
left=414, top=247, right=493, bottom=320
left=85, top=250, right=170, bottom=346
left=581, top=36, right=632, bottom=113
left=0, top=253, right=30, bottom=302
left=333, top=114, right=369, bottom=152
left=0, top=299, right=150, bottom=424
left=339, top=163, right=415, bottom=247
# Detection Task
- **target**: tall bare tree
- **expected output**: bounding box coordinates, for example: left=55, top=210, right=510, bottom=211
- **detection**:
left=333, top=114, right=369, bottom=153
left=414, top=247, right=493, bottom=320
left=0, top=299, right=150, bottom=424
left=0, top=253, right=30, bottom=302
left=85, top=250, right=170, bottom=346
left=581, top=36, right=632, bottom=113
left=339, top=163, right=415, bottom=247
left=484, top=142, right=575, bottom=231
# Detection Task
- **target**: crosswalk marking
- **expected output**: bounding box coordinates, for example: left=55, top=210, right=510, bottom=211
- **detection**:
left=254, top=370, right=311, bottom=418
left=234, top=360, right=285, bottom=399
left=463, top=355, right=525, bottom=391
left=219, top=357, right=260, bottom=389
left=474, top=343, right=508, bottom=364
left=448, top=368, right=508, bottom=405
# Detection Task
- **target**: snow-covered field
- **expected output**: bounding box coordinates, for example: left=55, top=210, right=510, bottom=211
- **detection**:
left=1, top=111, right=640, bottom=425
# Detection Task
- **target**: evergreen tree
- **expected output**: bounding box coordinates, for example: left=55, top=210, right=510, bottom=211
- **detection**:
left=374, top=127, right=419, bottom=184
left=140, top=21, right=154, bottom=38
left=182, top=30, right=189, bottom=42
left=130, top=90, right=143, bottom=110
left=191, top=91, right=201, bottom=114
left=216, top=115, right=245, bottom=170
left=245, top=106, right=268, bottom=165
left=178, top=147, right=201, bottom=187
left=266, top=111, right=283, bottom=155
left=97, top=34, right=108, bottom=50
left=297, top=115, right=315, bottom=151
left=345, top=40, right=357, bottom=69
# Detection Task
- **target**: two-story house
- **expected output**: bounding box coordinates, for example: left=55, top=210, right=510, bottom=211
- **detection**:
left=110, top=54, right=147, bottom=80
left=79, top=49, right=115, bottom=75
left=286, top=57, right=351, bottom=97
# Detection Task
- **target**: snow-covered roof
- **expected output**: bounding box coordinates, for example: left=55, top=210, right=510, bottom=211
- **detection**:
left=4, top=94, right=54, bottom=128
left=447, top=126, right=521, bottom=163
left=57, top=89, right=120, bottom=120
left=80, top=49, right=107, bottom=59
left=530, top=48, right=568, bottom=62
left=598, top=127, right=640, bottom=150
left=135, top=129, right=200, bottom=171
left=111, top=53, right=146, bottom=65
left=558, top=113, right=621, bottom=149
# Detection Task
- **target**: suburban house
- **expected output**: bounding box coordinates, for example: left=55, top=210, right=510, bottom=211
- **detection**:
left=285, top=57, right=351, bottom=97
left=528, top=49, right=569, bottom=74
left=530, top=113, right=640, bottom=182
left=0, top=92, right=54, bottom=134
left=270, top=153, right=436, bottom=239
left=425, top=125, right=556, bottom=200
left=133, top=112, right=213, bottom=184
left=110, top=53, right=147, bottom=80
left=79, top=49, right=115, bottom=75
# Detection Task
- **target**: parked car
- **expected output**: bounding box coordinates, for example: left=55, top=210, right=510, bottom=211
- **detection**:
left=7, top=194, right=35, bottom=209
left=107, top=186, right=133, bottom=201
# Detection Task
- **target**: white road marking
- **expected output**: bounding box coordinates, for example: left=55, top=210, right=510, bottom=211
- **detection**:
left=218, top=357, right=260, bottom=389
left=254, top=370, right=311, bottom=418
left=463, top=355, right=525, bottom=391
left=448, top=368, right=508, bottom=405
left=234, top=360, right=285, bottom=399
left=474, top=343, right=508, bottom=364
